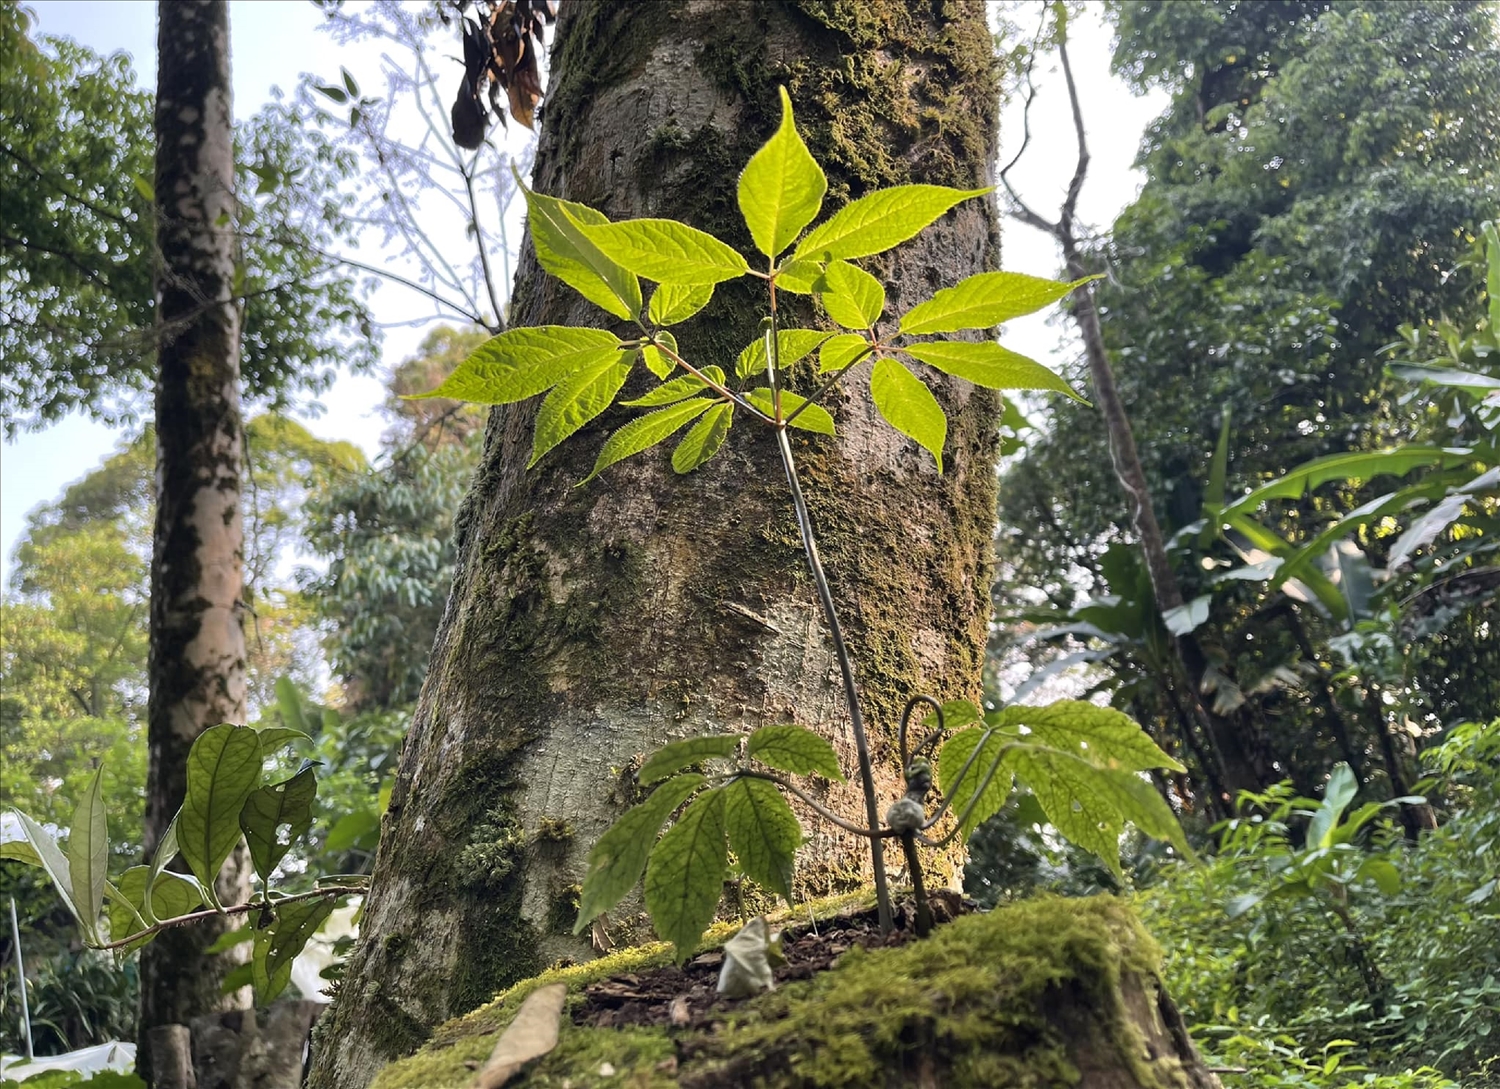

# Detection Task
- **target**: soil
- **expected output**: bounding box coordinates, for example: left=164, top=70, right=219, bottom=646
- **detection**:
left=572, top=890, right=972, bottom=1032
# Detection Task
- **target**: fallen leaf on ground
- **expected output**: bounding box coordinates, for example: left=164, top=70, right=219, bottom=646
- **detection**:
left=473, top=982, right=567, bottom=1089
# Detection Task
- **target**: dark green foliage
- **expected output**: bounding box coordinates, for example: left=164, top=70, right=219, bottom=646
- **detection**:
left=0, top=950, right=139, bottom=1059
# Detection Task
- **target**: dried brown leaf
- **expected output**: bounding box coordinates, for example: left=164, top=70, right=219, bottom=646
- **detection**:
left=472, top=982, right=567, bottom=1089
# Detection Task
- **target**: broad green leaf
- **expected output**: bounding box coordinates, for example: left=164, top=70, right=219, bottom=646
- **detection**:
left=67, top=766, right=108, bottom=942
left=180, top=724, right=264, bottom=897
left=818, top=333, right=870, bottom=374
left=870, top=358, right=946, bottom=470
left=938, top=727, right=1018, bottom=837
left=580, top=219, right=750, bottom=285
left=922, top=699, right=984, bottom=734
left=737, top=329, right=833, bottom=379
left=1356, top=857, right=1401, bottom=896
left=723, top=776, right=801, bottom=903
left=1162, top=594, right=1211, bottom=636
left=639, top=734, right=743, bottom=785
left=253, top=725, right=311, bottom=753
left=1201, top=407, right=1233, bottom=548
left=1221, top=446, right=1472, bottom=520
left=641, top=331, right=678, bottom=382
left=901, top=341, right=1083, bottom=401
left=253, top=896, right=336, bottom=1004
left=239, top=768, right=318, bottom=884
left=1387, top=363, right=1500, bottom=393
left=1111, top=772, right=1194, bottom=859
left=644, top=788, right=728, bottom=961
left=744, top=389, right=836, bottom=435
left=520, top=178, right=642, bottom=321
left=274, top=677, right=308, bottom=734
left=746, top=724, right=844, bottom=781
left=1225, top=513, right=1348, bottom=620
left=145, top=815, right=180, bottom=923
left=776, top=257, right=823, bottom=294
left=793, top=184, right=990, bottom=262
left=412, top=328, right=627, bottom=407
left=738, top=86, right=827, bottom=258
left=818, top=260, right=884, bottom=329
left=9, top=808, right=82, bottom=932
left=0, top=839, right=42, bottom=867
left=649, top=283, right=714, bottom=326
left=1013, top=747, right=1131, bottom=876
left=530, top=353, right=634, bottom=466
left=575, top=774, right=706, bottom=932
left=624, top=366, right=727, bottom=408
left=1484, top=218, right=1499, bottom=333
left=1308, top=763, right=1358, bottom=849
left=584, top=398, right=715, bottom=483
left=324, top=809, right=379, bottom=854
left=673, top=402, right=734, bottom=474
left=109, top=867, right=203, bottom=952
left=989, top=701, right=1184, bottom=773
left=898, top=272, right=1093, bottom=335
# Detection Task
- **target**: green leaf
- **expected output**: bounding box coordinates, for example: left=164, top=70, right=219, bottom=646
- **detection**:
left=411, top=327, right=627, bottom=407
left=253, top=896, right=336, bottom=1004
left=744, top=389, right=835, bottom=435
left=645, top=788, right=728, bottom=961
left=324, top=809, right=379, bottom=854
left=8, top=808, right=83, bottom=933
left=584, top=398, right=715, bottom=483
left=923, top=699, right=984, bottom=733
left=938, top=727, right=1018, bottom=837
left=639, top=734, right=743, bottom=785
left=1221, top=446, right=1472, bottom=520
left=673, top=402, right=734, bottom=474
left=67, top=766, right=108, bottom=943
left=1308, top=763, right=1358, bottom=849
left=0, top=839, right=42, bottom=868
left=1111, top=772, right=1194, bottom=860
left=642, top=331, right=679, bottom=382
left=901, top=341, right=1083, bottom=401
left=239, top=768, right=318, bottom=884
left=109, top=867, right=203, bottom=952
left=737, top=329, right=833, bottom=379
left=1484, top=218, right=1499, bottom=333
left=1356, top=857, right=1401, bottom=896
left=723, top=776, right=801, bottom=903
left=775, top=257, right=824, bottom=294
left=145, top=815, right=180, bottom=923
left=1201, top=407, right=1233, bottom=548
left=793, top=184, right=990, bottom=262
left=818, top=260, right=885, bottom=329
left=649, top=282, right=714, bottom=326
left=275, top=677, right=308, bottom=733
left=575, top=774, right=706, bottom=932
left=253, top=725, right=311, bottom=753
left=990, top=701, right=1184, bottom=773
left=870, top=358, right=946, bottom=470
left=898, top=272, right=1093, bottom=335
left=579, top=219, right=750, bottom=286
left=818, top=333, right=870, bottom=374
left=747, top=725, right=844, bottom=780
left=1012, top=748, right=1130, bottom=876
left=738, top=86, right=827, bottom=258
left=530, top=353, right=634, bottom=466
left=520, top=176, right=642, bottom=321
left=624, top=366, right=727, bottom=408
left=180, top=724, right=264, bottom=897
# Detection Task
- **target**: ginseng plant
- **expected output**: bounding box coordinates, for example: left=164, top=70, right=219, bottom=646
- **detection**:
left=410, top=87, right=1193, bottom=958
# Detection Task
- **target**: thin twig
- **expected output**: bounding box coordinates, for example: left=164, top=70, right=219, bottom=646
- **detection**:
left=97, top=884, right=366, bottom=952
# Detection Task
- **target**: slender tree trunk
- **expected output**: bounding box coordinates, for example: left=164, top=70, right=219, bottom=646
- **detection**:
left=310, top=4, right=1004, bottom=1086
left=139, top=2, right=252, bottom=1082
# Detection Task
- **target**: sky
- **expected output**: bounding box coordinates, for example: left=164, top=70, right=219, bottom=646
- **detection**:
left=0, top=1, right=1168, bottom=590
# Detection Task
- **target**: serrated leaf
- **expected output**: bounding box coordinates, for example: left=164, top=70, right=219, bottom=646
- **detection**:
left=819, top=333, right=870, bottom=374
left=412, top=328, right=627, bottom=407
left=923, top=699, right=984, bottom=734
left=575, top=774, right=706, bottom=932
left=639, top=734, right=743, bottom=785
left=1013, top=747, right=1128, bottom=875
left=109, top=867, right=203, bottom=952
left=254, top=725, right=311, bottom=753
left=744, top=389, right=835, bottom=435
left=239, top=768, right=318, bottom=884
left=579, top=219, right=750, bottom=285
left=990, top=701, right=1184, bottom=773
left=793, top=184, right=990, bottom=262
left=737, top=329, right=833, bottom=379
left=530, top=353, right=634, bottom=466
left=1111, top=772, right=1193, bottom=859
left=649, top=282, right=714, bottom=326
left=253, top=896, right=336, bottom=1004
left=520, top=177, right=642, bottom=321
left=723, top=776, right=801, bottom=903
left=901, top=341, right=1083, bottom=401
left=645, top=788, right=728, bottom=961
left=870, top=358, right=946, bottom=470
left=776, top=257, right=823, bottom=294
left=180, top=724, right=263, bottom=898
left=818, top=260, right=884, bottom=329
left=624, top=366, right=727, bottom=408
left=673, top=402, right=734, bottom=474
left=640, top=331, right=679, bottom=381
left=9, top=808, right=83, bottom=933
left=746, top=725, right=844, bottom=780
left=67, top=766, right=108, bottom=942
left=584, top=398, right=715, bottom=483
left=739, top=86, right=827, bottom=258
left=938, top=727, right=1019, bottom=837
left=899, top=271, right=1093, bottom=335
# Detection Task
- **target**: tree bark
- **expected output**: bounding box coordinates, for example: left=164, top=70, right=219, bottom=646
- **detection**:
left=310, top=3, right=1003, bottom=1086
left=140, top=2, right=252, bottom=1083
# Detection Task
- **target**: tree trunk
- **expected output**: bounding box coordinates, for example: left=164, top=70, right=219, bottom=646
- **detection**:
left=140, top=2, right=252, bottom=1083
left=310, top=3, right=1003, bottom=1086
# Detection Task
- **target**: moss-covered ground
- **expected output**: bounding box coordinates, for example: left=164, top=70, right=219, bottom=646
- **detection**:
left=368, top=894, right=1196, bottom=1089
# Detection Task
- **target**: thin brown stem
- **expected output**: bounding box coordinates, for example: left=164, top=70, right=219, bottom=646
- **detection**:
left=98, top=884, right=366, bottom=952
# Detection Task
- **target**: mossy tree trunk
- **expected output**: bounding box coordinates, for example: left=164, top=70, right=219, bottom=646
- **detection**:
left=311, top=3, right=1004, bottom=1086
left=138, top=1, right=253, bottom=1084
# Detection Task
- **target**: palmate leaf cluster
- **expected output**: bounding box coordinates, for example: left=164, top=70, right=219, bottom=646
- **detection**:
left=3, top=722, right=349, bottom=1005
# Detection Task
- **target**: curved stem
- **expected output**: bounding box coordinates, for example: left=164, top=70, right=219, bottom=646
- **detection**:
left=652, top=339, right=773, bottom=422
left=919, top=742, right=1023, bottom=848
left=96, top=884, right=366, bottom=952
left=734, top=770, right=898, bottom=839
left=783, top=344, right=875, bottom=426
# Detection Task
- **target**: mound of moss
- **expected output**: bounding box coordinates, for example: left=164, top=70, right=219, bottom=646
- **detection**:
left=368, top=895, right=1215, bottom=1089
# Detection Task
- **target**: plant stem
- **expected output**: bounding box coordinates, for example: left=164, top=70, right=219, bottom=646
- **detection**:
left=97, top=884, right=366, bottom=952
